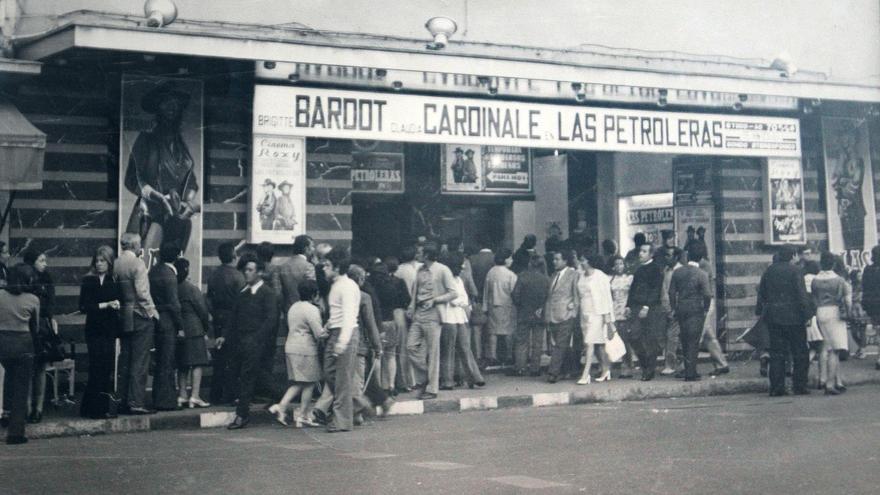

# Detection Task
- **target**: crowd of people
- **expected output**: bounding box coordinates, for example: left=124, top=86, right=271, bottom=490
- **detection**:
left=1, top=229, right=879, bottom=444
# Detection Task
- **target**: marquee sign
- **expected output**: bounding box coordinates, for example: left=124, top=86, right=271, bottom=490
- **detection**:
left=253, top=85, right=802, bottom=157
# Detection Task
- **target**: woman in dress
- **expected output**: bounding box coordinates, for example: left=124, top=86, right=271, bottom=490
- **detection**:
left=78, top=246, right=121, bottom=419
left=173, top=258, right=211, bottom=408
left=609, top=256, right=635, bottom=378
left=803, top=260, right=823, bottom=365
left=22, top=250, right=56, bottom=424
left=269, top=280, right=327, bottom=427
left=812, top=251, right=851, bottom=395
left=483, top=248, right=517, bottom=366
left=438, top=251, right=485, bottom=389
left=576, top=253, right=615, bottom=385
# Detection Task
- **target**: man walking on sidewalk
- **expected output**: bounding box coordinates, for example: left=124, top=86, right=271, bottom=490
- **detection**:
left=544, top=250, right=579, bottom=383
left=206, top=242, right=245, bottom=404
left=626, top=244, right=666, bottom=381
left=756, top=245, right=813, bottom=396
left=322, top=250, right=361, bottom=432
left=669, top=249, right=713, bottom=381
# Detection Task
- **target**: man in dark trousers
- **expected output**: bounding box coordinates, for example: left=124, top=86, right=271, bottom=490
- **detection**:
left=206, top=242, right=245, bottom=404
left=544, top=250, right=579, bottom=383
left=860, top=245, right=880, bottom=371
left=756, top=245, right=813, bottom=396
left=148, top=242, right=183, bottom=410
left=668, top=248, right=713, bottom=381
left=626, top=244, right=666, bottom=381
left=227, top=255, right=279, bottom=429
left=255, top=242, right=285, bottom=401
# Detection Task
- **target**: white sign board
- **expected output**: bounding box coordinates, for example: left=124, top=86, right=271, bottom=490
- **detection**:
left=249, top=135, right=307, bottom=244
left=253, top=85, right=801, bottom=157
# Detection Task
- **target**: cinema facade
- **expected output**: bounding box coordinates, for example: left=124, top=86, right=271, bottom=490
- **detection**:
left=2, top=10, right=880, bottom=361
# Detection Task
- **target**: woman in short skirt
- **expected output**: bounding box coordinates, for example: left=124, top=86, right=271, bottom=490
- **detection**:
left=174, top=258, right=211, bottom=408
left=811, top=251, right=850, bottom=395
left=269, top=280, right=327, bottom=427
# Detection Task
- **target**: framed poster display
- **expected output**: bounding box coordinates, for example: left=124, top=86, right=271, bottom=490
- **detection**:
left=249, top=135, right=307, bottom=243
left=351, top=151, right=404, bottom=193
left=441, top=144, right=531, bottom=194
left=675, top=205, right=715, bottom=262
left=673, top=161, right=713, bottom=206
left=763, top=157, right=806, bottom=245
left=119, top=75, right=204, bottom=283
left=618, top=193, right=674, bottom=254
left=822, top=117, right=877, bottom=270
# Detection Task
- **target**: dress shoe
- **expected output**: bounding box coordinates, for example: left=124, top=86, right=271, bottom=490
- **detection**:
left=27, top=411, right=42, bottom=424
left=128, top=407, right=156, bottom=415
left=836, top=385, right=847, bottom=393
left=5, top=435, right=28, bottom=445
left=177, top=397, right=189, bottom=408
left=595, top=371, right=611, bottom=382
left=659, top=367, right=676, bottom=376
left=759, top=357, right=769, bottom=377
left=547, top=375, right=559, bottom=384
left=268, top=404, right=288, bottom=426
left=576, top=376, right=591, bottom=385
left=226, top=416, right=249, bottom=430
left=673, top=370, right=686, bottom=379
left=326, top=426, right=350, bottom=433
left=311, top=409, right=328, bottom=425
left=189, top=397, right=211, bottom=408
left=378, top=397, right=395, bottom=418
left=823, top=387, right=841, bottom=396
left=439, top=385, right=454, bottom=391
left=417, top=391, right=437, bottom=400
left=473, top=381, right=486, bottom=388
left=709, top=366, right=730, bottom=376
left=294, top=414, right=319, bottom=428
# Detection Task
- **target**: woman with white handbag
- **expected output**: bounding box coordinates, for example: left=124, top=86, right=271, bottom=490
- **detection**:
left=576, top=254, right=615, bottom=385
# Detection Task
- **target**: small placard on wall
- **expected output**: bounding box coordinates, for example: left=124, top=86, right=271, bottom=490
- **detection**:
left=249, top=135, right=307, bottom=244
left=763, top=157, right=807, bottom=245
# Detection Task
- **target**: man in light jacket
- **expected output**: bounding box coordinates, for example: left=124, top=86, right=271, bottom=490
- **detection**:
left=544, top=250, right=579, bottom=383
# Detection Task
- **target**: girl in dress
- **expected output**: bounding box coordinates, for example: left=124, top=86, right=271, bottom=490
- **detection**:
left=609, top=256, right=635, bottom=378
left=576, top=254, right=614, bottom=385
left=812, top=251, right=851, bottom=395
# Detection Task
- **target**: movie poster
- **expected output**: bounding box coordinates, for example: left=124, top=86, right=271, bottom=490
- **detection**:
left=764, top=158, right=807, bottom=245
left=119, top=75, right=204, bottom=283
left=618, top=193, right=674, bottom=254
left=675, top=205, right=715, bottom=261
left=822, top=117, right=877, bottom=269
left=441, top=144, right=483, bottom=193
left=249, top=135, right=307, bottom=244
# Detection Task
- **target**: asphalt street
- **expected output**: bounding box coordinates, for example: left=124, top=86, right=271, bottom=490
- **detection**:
left=2, top=388, right=879, bottom=494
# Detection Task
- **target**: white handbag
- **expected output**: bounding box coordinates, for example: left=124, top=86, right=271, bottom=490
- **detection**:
left=605, top=323, right=627, bottom=363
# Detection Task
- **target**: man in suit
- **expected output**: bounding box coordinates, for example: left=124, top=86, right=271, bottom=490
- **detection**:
left=149, top=242, right=183, bottom=410
left=544, top=250, right=579, bottom=383
left=227, top=255, right=279, bottom=429
left=669, top=248, right=713, bottom=381
left=756, top=245, right=813, bottom=396
left=273, top=235, right=316, bottom=314
left=255, top=242, right=285, bottom=401
left=207, top=241, right=245, bottom=404
left=114, top=233, right=159, bottom=415
left=468, top=244, right=494, bottom=362
left=626, top=244, right=666, bottom=381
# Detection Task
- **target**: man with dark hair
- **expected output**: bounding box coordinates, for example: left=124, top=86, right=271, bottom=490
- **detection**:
left=756, top=245, right=813, bottom=396
left=626, top=243, right=666, bottom=381
left=253, top=241, right=284, bottom=401
left=624, top=233, right=648, bottom=274
left=274, top=235, right=316, bottom=313
left=207, top=241, right=245, bottom=404
left=407, top=243, right=457, bottom=399
left=149, top=242, right=183, bottom=410
left=544, top=250, right=579, bottom=383
left=862, top=245, right=880, bottom=370
left=227, top=257, right=278, bottom=429
left=669, top=248, right=713, bottom=381
left=321, top=249, right=361, bottom=432
left=114, top=233, right=159, bottom=415
left=373, top=259, right=411, bottom=393
left=511, top=234, right=537, bottom=274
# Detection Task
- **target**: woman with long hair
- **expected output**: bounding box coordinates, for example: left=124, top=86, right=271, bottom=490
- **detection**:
left=608, top=256, right=636, bottom=378
left=576, top=253, right=615, bottom=385
left=483, top=248, right=517, bottom=366
left=0, top=263, right=40, bottom=444
left=812, top=251, right=851, bottom=395
left=78, top=246, right=122, bottom=419
left=22, top=250, right=56, bottom=424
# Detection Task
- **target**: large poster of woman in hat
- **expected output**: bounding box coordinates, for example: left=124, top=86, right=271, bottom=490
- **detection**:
left=119, top=75, right=203, bottom=281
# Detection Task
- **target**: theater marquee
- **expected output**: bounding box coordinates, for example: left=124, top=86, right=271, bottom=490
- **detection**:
left=253, top=85, right=802, bottom=157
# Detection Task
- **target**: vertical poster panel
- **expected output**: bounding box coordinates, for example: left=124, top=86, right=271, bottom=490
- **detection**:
left=618, top=193, right=674, bottom=254
left=249, top=135, right=307, bottom=244
left=676, top=205, right=715, bottom=261
left=351, top=151, right=405, bottom=193
left=822, top=117, right=877, bottom=270
left=120, top=75, right=204, bottom=284
left=764, top=158, right=807, bottom=245
left=441, top=144, right=483, bottom=193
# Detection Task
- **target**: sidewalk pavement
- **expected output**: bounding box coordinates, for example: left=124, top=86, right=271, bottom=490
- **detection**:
left=4, top=358, right=879, bottom=441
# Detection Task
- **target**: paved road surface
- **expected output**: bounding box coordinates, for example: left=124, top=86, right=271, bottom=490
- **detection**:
left=3, top=388, right=879, bottom=494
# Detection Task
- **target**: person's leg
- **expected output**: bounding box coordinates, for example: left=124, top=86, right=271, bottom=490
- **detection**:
left=548, top=321, right=573, bottom=379
left=276, top=384, right=301, bottom=413
left=826, top=347, right=839, bottom=391
left=152, top=321, right=179, bottom=409
left=129, top=319, right=154, bottom=410
left=424, top=321, right=443, bottom=395
left=579, top=343, right=595, bottom=383
left=439, top=323, right=457, bottom=388
left=663, top=314, right=678, bottom=372
left=487, top=334, right=498, bottom=362
left=767, top=324, right=787, bottom=394
left=191, top=367, right=204, bottom=401
left=679, top=314, right=701, bottom=379
left=296, top=384, right=314, bottom=421
left=209, top=326, right=227, bottom=404
left=30, top=361, right=46, bottom=416
left=352, top=355, right=370, bottom=418
left=395, top=310, right=414, bottom=389
left=597, top=344, right=610, bottom=376
left=455, top=324, right=484, bottom=384
left=328, top=343, right=357, bottom=431
left=818, top=340, right=829, bottom=387
left=256, top=319, right=282, bottom=399
left=513, top=320, right=530, bottom=373
left=788, top=325, right=809, bottom=393
left=178, top=368, right=190, bottom=401
left=471, top=323, right=484, bottom=361
left=4, top=355, right=33, bottom=440
left=407, top=320, right=428, bottom=389
left=235, top=336, right=262, bottom=419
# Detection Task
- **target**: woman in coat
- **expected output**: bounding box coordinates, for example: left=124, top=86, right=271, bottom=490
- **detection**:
left=483, top=248, right=517, bottom=366
left=173, top=258, right=211, bottom=408
left=576, top=254, right=614, bottom=384
left=22, top=250, right=56, bottom=424
left=812, top=251, right=851, bottom=395
left=78, top=246, right=122, bottom=419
